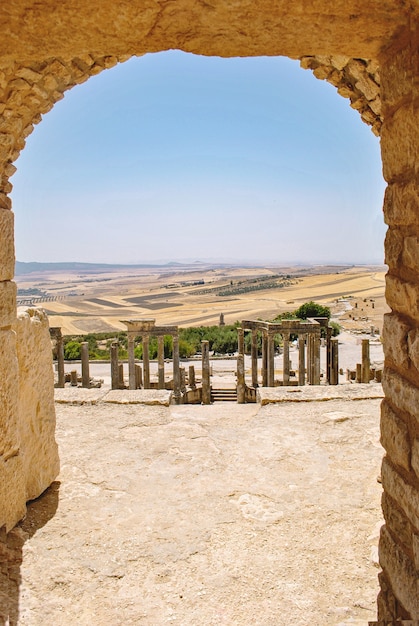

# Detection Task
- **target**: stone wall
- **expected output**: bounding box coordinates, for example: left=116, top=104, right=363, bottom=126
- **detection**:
left=0, top=308, right=59, bottom=532
left=0, top=2, right=418, bottom=621
left=377, top=34, right=419, bottom=620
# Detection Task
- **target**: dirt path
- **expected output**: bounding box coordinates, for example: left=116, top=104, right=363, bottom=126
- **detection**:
left=16, top=398, right=384, bottom=625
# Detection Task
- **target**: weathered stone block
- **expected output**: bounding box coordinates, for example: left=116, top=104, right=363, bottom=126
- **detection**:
left=413, top=530, right=419, bottom=571
left=382, top=312, right=410, bottom=370
left=380, top=400, right=411, bottom=472
left=0, top=329, right=19, bottom=457
left=382, top=369, right=419, bottom=429
left=355, top=74, right=379, bottom=101
left=381, top=456, right=419, bottom=531
left=377, top=571, right=397, bottom=621
left=381, top=106, right=418, bottom=183
left=402, top=236, right=419, bottom=275
left=0, top=191, right=12, bottom=210
left=0, top=208, right=14, bottom=280
left=381, top=492, right=412, bottom=554
left=380, top=45, right=413, bottom=110
left=407, top=328, right=419, bottom=372
left=15, top=307, right=59, bottom=502
left=347, top=58, right=367, bottom=80
left=383, top=181, right=419, bottom=227
left=0, top=329, right=26, bottom=531
left=0, top=280, right=16, bottom=328
left=379, top=525, right=419, bottom=617
left=412, top=438, right=419, bottom=481
left=384, top=228, right=403, bottom=269
left=385, top=275, right=419, bottom=324
left=0, top=455, right=26, bottom=532
left=0, top=308, right=60, bottom=530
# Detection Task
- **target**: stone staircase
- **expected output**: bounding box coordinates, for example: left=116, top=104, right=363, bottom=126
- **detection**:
left=211, top=387, right=238, bottom=402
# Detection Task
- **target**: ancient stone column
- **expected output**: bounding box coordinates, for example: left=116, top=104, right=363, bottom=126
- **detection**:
left=81, top=341, right=90, bottom=388
left=55, top=329, right=65, bottom=388
left=172, top=334, right=181, bottom=404
left=180, top=367, right=186, bottom=393
left=251, top=328, right=258, bottom=387
left=307, top=333, right=314, bottom=384
left=267, top=331, right=275, bottom=387
left=188, top=365, right=196, bottom=389
left=135, top=363, right=142, bottom=389
left=237, top=328, right=245, bottom=403
left=330, top=338, right=339, bottom=385
left=127, top=334, right=136, bottom=390
left=326, top=326, right=332, bottom=383
left=261, top=330, right=268, bottom=387
left=142, top=334, right=150, bottom=389
left=158, top=335, right=165, bottom=389
left=298, top=335, right=305, bottom=386
left=313, top=330, right=321, bottom=385
left=283, top=332, right=290, bottom=385
left=70, top=370, right=78, bottom=386
left=361, top=338, right=370, bottom=384
left=118, top=363, right=125, bottom=389
left=356, top=363, right=362, bottom=384
left=201, top=340, right=211, bottom=404
left=110, top=342, right=119, bottom=390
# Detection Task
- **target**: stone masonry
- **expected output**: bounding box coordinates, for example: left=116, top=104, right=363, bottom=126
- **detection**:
left=0, top=2, right=418, bottom=621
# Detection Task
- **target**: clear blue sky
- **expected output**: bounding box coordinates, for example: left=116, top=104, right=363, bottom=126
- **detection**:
left=11, top=51, right=386, bottom=265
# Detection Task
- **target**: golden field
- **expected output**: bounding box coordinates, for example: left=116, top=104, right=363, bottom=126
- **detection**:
left=16, top=263, right=389, bottom=335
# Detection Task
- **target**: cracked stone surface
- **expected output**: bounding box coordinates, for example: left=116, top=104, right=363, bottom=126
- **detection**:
left=15, top=399, right=383, bottom=625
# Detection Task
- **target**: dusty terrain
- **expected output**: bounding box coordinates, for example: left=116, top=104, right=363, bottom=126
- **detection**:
left=15, top=390, right=384, bottom=626
left=16, top=264, right=388, bottom=335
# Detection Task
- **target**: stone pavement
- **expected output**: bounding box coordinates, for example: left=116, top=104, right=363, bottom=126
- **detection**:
left=54, top=383, right=383, bottom=406
left=15, top=396, right=384, bottom=625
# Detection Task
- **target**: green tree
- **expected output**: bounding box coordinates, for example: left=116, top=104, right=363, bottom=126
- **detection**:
left=329, top=321, right=341, bottom=337
left=212, top=327, right=238, bottom=355
left=294, top=301, right=331, bottom=320
left=179, top=339, right=195, bottom=358
left=64, top=340, right=81, bottom=360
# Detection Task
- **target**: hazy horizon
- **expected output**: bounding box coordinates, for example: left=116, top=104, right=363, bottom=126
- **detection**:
left=16, top=258, right=387, bottom=269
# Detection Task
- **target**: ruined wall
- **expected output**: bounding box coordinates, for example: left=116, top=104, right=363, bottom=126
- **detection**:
left=377, top=35, right=419, bottom=620
left=15, top=307, right=59, bottom=503
left=300, top=56, right=381, bottom=136
left=0, top=307, right=59, bottom=532
left=0, top=2, right=417, bottom=621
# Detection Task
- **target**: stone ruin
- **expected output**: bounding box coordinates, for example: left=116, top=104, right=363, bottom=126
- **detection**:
left=0, top=2, right=419, bottom=621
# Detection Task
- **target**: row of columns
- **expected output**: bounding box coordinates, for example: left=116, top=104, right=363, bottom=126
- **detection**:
left=240, top=319, right=338, bottom=392
left=121, top=321, right=183, bottom=403
left=51, top=328, right=92, bottom=389
left=52, top=322, right=212, bottom=405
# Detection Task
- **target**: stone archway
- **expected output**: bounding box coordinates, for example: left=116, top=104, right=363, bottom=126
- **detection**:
left=0, top=3, right=418, bottom=621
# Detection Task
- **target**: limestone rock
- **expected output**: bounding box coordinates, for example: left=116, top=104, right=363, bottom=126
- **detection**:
left=14, top=307, right=59, bottom=503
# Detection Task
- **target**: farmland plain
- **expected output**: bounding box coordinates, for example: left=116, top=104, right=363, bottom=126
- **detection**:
left=16, top=262, right=388, bottom=335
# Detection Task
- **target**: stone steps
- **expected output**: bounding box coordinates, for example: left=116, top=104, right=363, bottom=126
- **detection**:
left=211, top=388, right=238, bottom=402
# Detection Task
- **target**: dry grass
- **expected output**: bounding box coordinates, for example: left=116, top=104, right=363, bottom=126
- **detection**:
left=17, top=264, right=389, bottom=335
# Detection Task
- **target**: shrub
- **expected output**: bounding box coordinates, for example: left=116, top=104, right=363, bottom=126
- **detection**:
left=63, top=340, right=81, bottom=360
left=294, top=301, right=331, bottom=320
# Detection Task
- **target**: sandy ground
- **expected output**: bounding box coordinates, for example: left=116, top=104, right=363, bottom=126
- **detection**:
left=15, top=393, right=384, bottom=626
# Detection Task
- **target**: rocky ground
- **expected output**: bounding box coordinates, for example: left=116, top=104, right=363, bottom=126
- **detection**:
left=15, top=389, right=384, bottom=625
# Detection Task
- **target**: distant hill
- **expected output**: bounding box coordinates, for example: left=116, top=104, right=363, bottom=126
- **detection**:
left=15, top=261, right=174, bottom=275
